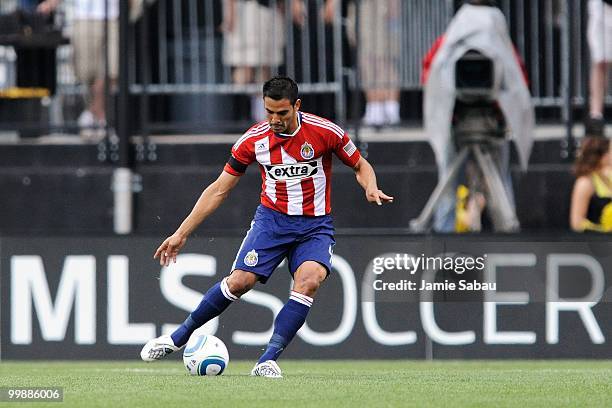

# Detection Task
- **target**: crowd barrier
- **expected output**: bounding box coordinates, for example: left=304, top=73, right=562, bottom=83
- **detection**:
left=0, top=0, right=602, bottom=134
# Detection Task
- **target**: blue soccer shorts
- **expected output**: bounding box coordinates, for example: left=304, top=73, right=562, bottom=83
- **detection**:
left=231, top=205, right=335, bottom=283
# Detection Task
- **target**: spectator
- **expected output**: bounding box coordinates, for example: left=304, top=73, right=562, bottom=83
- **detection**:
left=323, top=0, right=401, bottom=127
left=585, top=0, right=612, bottom=137
left=454, top=172, right=486, bottom=233
left=422, top=0, right=533, bottom=232
left=222, top=0, right=305, bottom=122
left=38, top=0, right=119, bottom=133
left=570, top=136, right=612, bottom=232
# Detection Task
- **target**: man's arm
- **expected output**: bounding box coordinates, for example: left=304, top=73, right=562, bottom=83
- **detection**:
left=353, top=157, right=394, bottom=206
left=154, top=171, right=241, bottom=266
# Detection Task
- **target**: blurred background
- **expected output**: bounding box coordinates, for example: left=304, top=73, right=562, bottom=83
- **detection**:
left=0, top=0, right=611, bottom=362
left=0, top=0, right=601, bottom=235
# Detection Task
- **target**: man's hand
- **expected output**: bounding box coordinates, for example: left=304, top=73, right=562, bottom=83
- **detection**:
left=154, top=234, right=187, bottom=266
left=353, top=157, right=393, bottom=206
left=366, top=188, right=394, bottom=206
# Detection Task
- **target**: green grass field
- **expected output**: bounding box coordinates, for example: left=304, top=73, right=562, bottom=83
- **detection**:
left=0, top=360, right=610, bottom=407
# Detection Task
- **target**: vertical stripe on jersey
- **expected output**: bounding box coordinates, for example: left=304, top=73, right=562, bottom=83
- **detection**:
left=280, top=147, right=303, bottom=215
left=313, top=156, right=327, bottom=216
left=301, top=178, right=315, bottom=216
left=255, top=137, right=276, bottom=204
left=322, top=154, right=333, bottom=214
left=270, top=141, right=288, bottom=214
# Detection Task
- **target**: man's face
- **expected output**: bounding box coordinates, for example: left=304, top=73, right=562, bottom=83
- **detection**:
left=264, top=97, right=301, bottom=134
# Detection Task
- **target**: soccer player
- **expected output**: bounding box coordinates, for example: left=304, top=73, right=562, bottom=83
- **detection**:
left=140, top=76, right=393, bottom=378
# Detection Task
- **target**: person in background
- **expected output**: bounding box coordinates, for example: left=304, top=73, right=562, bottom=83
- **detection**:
left=570, top=136, right=612, bottom=232
left=323, top=0, right=401, bottom=127
left=222, top=0, right=305, bottom=122
left=585, top=0, right=612, bottom=137
left=37, top=0, right=119, bottom=133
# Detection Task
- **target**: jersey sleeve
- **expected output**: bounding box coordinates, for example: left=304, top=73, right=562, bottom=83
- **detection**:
left=224, top=138, right=255, bottom=176
left=333, top=132, right=361, bottom=168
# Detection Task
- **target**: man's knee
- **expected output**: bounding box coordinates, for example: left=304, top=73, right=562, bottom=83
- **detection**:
left=226, top=270, right=258, bottom=297
left=293, top=262, right=327, bottom=297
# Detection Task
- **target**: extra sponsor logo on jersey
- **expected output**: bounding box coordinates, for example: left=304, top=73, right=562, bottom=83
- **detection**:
left=264, top=161, right=318, bottom=181
left=244, top=249, right=259, bottom=267
left=300, top=141, right=315, bottom=159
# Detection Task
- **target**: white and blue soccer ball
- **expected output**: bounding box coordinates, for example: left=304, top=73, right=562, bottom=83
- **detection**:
left=183, top=333, right=229, bottom=376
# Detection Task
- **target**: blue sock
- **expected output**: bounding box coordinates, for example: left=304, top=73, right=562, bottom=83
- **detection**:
left=258, top=292, right=313, bottom=363
left=171, top=277, right=238, bottom=347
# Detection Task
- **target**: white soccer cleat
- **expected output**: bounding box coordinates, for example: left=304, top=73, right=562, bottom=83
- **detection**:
left=140, top=334, right=181, bottom=362
left=251, top=360, right=283, bottom=378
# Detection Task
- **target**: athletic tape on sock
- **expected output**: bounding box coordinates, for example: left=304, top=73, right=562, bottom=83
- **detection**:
left=220, top=277, right=239, bottom=301
left=289, top=291, right=313, bottom=307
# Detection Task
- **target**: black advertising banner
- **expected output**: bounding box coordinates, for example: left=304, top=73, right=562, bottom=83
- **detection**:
left=1, top=235, right=611, bottom=360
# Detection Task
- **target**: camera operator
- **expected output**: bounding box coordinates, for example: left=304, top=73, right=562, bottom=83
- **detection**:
left=422, top=0, right=534, bottom=232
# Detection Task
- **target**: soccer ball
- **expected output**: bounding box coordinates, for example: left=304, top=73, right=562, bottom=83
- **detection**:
left=182, top=334, right=229, bottom=376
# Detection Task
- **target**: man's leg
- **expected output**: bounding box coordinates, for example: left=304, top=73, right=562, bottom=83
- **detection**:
left=170, top=270, right=258, bottom=346
left=363, top=89, right=387, bottom=126
left=141, top=270, right=258, bottom=361
left=586, top=0, right=610, bottom=137
left=589, top=61, right=607, bottom=120
left=252, top=261, right=327, bottom=377
left=90, top=77, right=106, bottom=124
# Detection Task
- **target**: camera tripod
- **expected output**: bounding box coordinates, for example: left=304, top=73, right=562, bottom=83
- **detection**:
left=410, top=134, right=520, bottom=233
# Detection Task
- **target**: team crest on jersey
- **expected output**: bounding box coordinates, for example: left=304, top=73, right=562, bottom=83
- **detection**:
left=244, top=249, right=259, bottom=267
left=300, top=142, right=315, bottom=159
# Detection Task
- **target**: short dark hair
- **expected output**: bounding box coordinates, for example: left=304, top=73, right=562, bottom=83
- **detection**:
left=262, top=76, right=299, bottom=105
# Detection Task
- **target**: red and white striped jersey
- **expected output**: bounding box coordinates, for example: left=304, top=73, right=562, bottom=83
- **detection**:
left=224, top=112, right=361, bottom=216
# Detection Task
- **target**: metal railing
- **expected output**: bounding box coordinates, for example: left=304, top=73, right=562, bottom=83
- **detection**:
left=348, top=0, right=589, bottom=109
left=348, top=0, right=453, bottom=91
left=0, top=0, right=606, bottom=136
left=500, top=0, right=587, bottom=108
left=129, top=0, right=346, bottom=131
